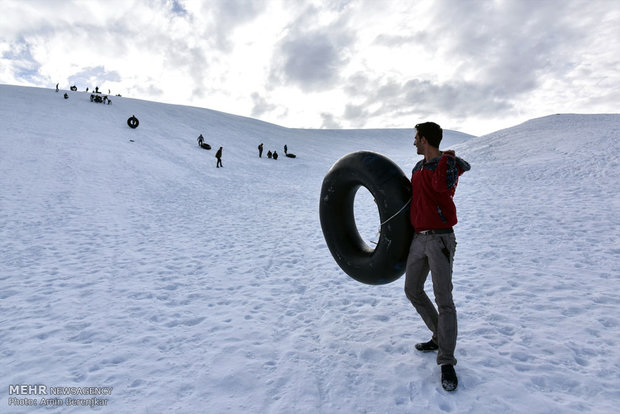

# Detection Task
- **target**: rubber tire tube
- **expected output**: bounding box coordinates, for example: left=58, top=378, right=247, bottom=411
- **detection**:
left=319, top=151, right=413, bottom=285
left=127, top=116, right=139, bottom=129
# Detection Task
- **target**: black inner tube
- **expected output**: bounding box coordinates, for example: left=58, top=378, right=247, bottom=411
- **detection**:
left=320, top=151, right=413, bottom=285
left=127, top=116, right=139, bottom=129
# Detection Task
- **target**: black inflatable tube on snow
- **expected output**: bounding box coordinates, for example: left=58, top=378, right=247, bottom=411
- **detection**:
left=319, top=151, right=413, bottom=285
left=127, top=116, right=139, bottom=129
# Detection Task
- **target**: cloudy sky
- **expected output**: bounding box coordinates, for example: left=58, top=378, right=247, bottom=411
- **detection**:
left=1, top=0, right=618, bottom=135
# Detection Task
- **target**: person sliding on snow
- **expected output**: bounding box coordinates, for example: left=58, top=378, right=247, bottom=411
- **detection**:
left=404, top=121, right=470, bottom=392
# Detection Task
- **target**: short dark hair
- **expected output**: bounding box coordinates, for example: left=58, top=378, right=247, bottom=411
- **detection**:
left=415, top=122, right=442, bottom=148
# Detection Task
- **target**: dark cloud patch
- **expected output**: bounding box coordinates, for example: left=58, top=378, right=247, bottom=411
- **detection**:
left=344, top=103, right=367, bottom=121
left=341, top=74, right=513, bottom=128
left=170, top=1, right=267, bottom=52
left=402, top=78, right=512, bottom=116
left=321, top=112, right=341, bottom=129
left=429, top=0, right=599, bottom=97
left=169, top=0, right=188, bottom=16
left=251, top=92, right=276, bottom=117
left=270, top=6, right=354, bottom=92
left=278, top=32, right=346, bottom=91
left=215, top=0, right=263, bottom=21
left=209, top=0, right=268, bottom=51
left=340, top=0, right=616, bottom=128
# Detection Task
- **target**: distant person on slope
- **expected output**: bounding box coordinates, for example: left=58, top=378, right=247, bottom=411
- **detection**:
left=404, top=121, right=470, bottom=392
left=273, top=151, right=278, bottom=160
left=197, top=134, right=204, bottom=147
left=215, top=147, right=223, bottom=168
left=258, top=143, right=264, bottom=158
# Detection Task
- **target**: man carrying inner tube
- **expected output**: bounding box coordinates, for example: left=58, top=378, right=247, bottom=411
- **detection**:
left=404, top=121, right=470, bottom=392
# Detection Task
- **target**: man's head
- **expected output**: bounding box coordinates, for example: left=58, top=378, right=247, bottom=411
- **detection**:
left=414, top=122, right=443, bottom=150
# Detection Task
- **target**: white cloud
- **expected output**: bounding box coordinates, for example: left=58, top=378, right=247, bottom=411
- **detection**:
left=0, top=0, right=618, bottom=136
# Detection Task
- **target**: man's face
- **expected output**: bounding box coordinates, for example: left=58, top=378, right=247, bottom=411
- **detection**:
left=414, top=131, right=424, bottom=154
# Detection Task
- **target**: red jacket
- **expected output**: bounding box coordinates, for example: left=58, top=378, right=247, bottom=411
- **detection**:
left=410, top=151, right=470, bottom=231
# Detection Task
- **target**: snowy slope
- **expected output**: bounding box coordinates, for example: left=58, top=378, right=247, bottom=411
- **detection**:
left=1, top=84, right=618, bottom=413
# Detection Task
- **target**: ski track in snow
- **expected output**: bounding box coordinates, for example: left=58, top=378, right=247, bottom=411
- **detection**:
left=1, top=85, right=619, bottom=413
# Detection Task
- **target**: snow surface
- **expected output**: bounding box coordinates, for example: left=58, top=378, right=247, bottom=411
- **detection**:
left=1, top=84, right=618, bottom=413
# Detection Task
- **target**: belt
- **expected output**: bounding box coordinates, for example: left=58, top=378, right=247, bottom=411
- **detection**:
left=415, top=228, right=453, bottom=235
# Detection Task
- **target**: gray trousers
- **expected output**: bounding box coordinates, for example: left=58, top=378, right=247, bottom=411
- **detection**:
left=404, top=232, right=458, bottom=366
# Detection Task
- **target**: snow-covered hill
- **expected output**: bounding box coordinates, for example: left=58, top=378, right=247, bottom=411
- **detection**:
left=1, top=84, right=618, bottom=413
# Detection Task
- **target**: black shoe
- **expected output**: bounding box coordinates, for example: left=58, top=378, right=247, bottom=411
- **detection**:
left=415, top=339, right=439, bottom=352
left=441, top=364, right=458, bottom=391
